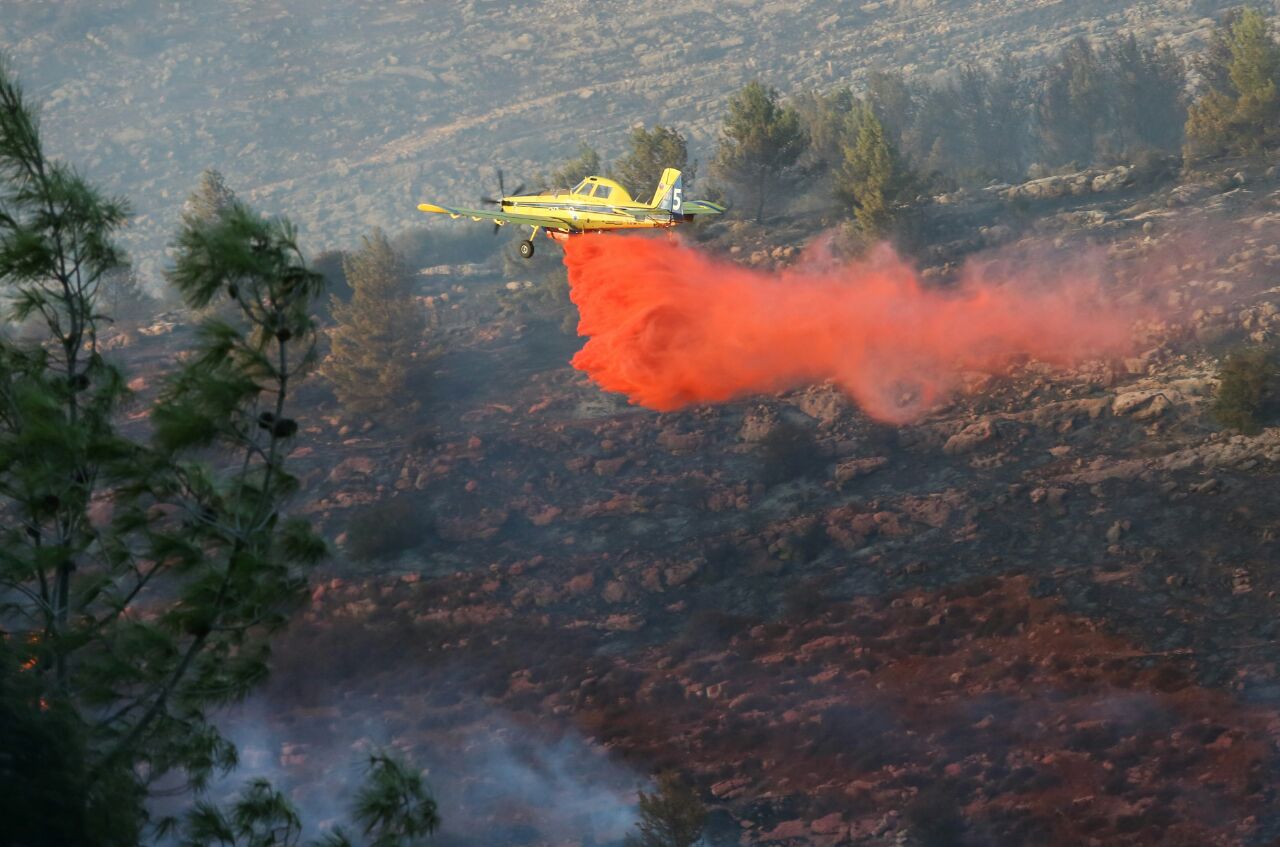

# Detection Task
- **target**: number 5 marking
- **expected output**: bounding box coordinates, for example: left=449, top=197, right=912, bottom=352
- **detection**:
left=672, top=187, right=683, bottom=211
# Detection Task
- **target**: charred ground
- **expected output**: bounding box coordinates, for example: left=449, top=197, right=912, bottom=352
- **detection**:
left=104, top=156, right=1280, bottom=846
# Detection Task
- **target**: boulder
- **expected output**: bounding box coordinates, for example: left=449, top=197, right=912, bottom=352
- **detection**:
left=1113, top=390, right=1170, bottom=418
left=762, top=820, right=808, bottom=841
left=899, top=493, right=955, bottom=528
left=793, top=384, right=847, bottom=428
left=710, top=777, right=750, bottom=800
left=739, top=406, right=779, bottom=442
left=810, top=813, right=846, bottom=836
left=602, top=613, right=644, bottom=632
left=527, top=505, right=562, bottom=526
left=566, top=572, right=595, bottom=595
left=593, top=457, right=628, bottom=476
left=1091, top=165, right=1134, bottom=192
left=602, top=580, right=630, bottom=603
left=834, top=456, right=889, bottom=484
left=1132, top=393, right=1172, bottom=421
left=329, top=455, right=375, bottom=482
left=944, top=418, right=996, bottom=455
left=658, top=429, right=702, bottom=452
left=663, top=560, right=700, bottom=587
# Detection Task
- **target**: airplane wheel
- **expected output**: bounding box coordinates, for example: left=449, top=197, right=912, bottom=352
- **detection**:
left=519, top=240, right=535, bottom=259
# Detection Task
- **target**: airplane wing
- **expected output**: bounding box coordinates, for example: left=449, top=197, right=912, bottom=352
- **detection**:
left=680, top=200, right=726, bottom=216
left=417, top=202, right=579, bottom=232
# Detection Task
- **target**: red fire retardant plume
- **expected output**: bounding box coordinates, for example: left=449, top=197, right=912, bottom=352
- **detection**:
left=563, top=234, right=1135, bottom=424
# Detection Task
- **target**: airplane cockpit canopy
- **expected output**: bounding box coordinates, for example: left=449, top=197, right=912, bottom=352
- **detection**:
left=570, top=178, right=629, bottom=202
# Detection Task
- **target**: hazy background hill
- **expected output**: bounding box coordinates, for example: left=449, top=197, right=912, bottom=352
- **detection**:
left=0, top=0, right=1243, bottom=281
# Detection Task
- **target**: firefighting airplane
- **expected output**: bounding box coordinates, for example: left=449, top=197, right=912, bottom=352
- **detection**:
left=416, top=167, right=724, bottom=258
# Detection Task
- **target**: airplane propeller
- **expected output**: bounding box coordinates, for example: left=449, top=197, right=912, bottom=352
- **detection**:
left=481, top=168, right=524, bottom=235
left=480, top=168, right=524, bottom=206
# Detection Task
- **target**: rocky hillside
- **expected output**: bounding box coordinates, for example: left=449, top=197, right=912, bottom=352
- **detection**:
left=0, top=0, right=1244, bottom=282
left=102, top=154, right=1280, bottom=846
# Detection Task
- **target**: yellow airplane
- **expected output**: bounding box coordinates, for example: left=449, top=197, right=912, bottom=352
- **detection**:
left=416, top=167, right=724, bottom=258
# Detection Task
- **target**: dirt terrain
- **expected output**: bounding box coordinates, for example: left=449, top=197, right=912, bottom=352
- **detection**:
left=0, top=0, right=1245, bottom=281
left=102, top=157, right=1280, bottom=846
left=12, top=1, right=1280, bottom=844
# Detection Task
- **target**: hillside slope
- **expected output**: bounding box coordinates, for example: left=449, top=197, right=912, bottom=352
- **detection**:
left=104, top=155, right=1280, bottom=846
left=1, top=0, right=1240, bottom=280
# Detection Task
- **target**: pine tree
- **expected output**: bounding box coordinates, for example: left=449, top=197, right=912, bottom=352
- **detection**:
left=97, top=263, right=155, bottom=325
left=893, top=60, right=1029, bottom=185
left=312, top=248, right=351, bottom=322
left=1195, top=9, right=1245, bottom=96
left=794, top=86, right=857, bottom=172
left=612, top=125, right=695, bottom=199
left=712, top=81, right=808, bottom=222
left=1225, top=7, right=1280, bottom=153
left=865, top=70, right=915, bottom=151
left=0, top=58, right=329, bottom=841
left=322, top=229, right=429, bottom=416
left=1102, top=35, right=1186, bottom=155
left=977, top=59, right=1033, bottom=178
left=182, top=168, right=242, bottom=321
left=179, top=754, right=439, bottom=847
left=950, top=64, right=993, bottom=174
left=1186, top=8, right=1280, bottom=160
left=836, top=103, right=913, bottom=236
left=905, top=83, right=962, bottom=178
left=183, top=167, right=237, bottom=223
left=625, top=773, right=707, bottom=847
left=1229, top=9, right=1280, bottom=98
left=1036, top=37, right=1107, bottom=167
left=1184, top=87, right=1241, bottom=160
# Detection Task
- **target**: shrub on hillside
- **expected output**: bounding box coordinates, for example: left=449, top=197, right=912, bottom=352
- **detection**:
left=1212, top=345, right=1278, bottom=434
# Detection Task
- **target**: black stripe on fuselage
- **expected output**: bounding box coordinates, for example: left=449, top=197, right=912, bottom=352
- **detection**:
left=505, top=200, right=671, bottom=221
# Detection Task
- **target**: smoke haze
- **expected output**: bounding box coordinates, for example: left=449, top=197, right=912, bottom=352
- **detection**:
left=206, top=697, right=641, bottom=846
left=565, top=235, right=1138, bottom=423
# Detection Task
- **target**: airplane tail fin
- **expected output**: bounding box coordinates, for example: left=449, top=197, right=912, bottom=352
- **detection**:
left=649, top=168, right=685, bottom=213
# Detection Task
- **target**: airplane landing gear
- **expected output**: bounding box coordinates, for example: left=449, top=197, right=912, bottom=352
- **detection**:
left=519, top=225, right=540, bottom=259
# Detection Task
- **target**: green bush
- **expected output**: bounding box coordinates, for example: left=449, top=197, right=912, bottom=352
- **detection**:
left=1212, top=346, right=1277, bottom=434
